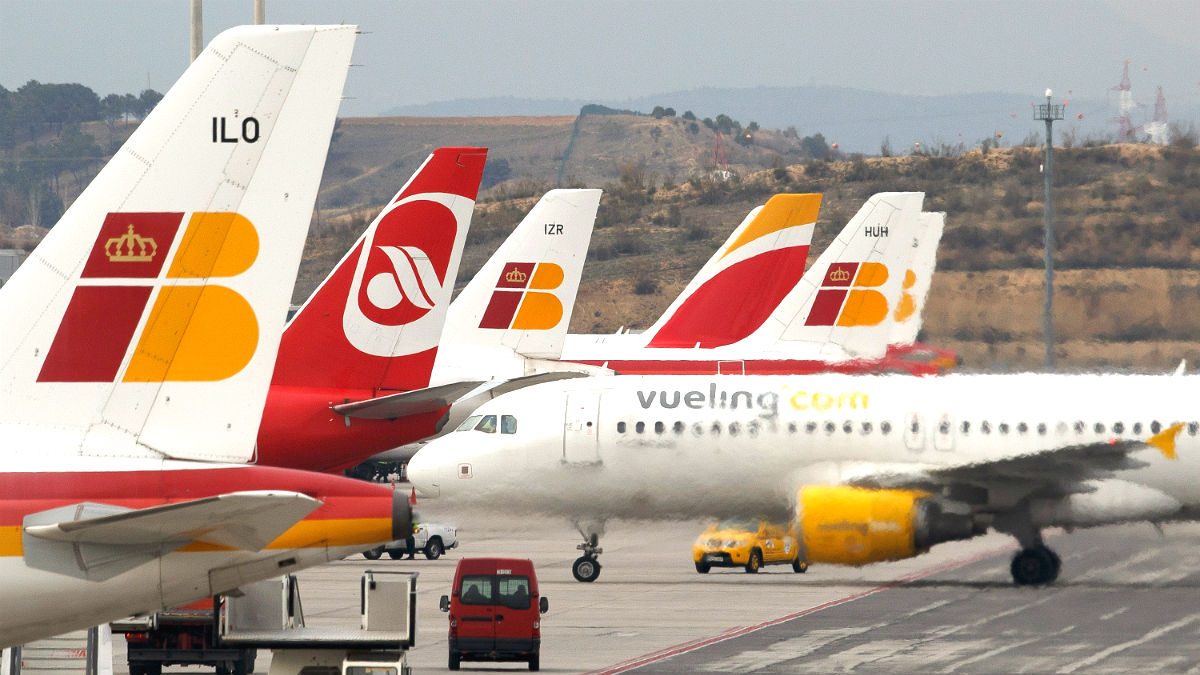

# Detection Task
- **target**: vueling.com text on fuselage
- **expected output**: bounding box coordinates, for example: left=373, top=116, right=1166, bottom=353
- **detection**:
left=634, top=383, right=870, bottom=419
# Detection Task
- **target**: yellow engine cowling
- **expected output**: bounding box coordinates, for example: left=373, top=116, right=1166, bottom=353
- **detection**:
left=796, top=486, right=976, bottom=566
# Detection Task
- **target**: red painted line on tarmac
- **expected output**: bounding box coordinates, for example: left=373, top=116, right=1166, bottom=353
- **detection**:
left=590, top=545, right=1014, bottom=675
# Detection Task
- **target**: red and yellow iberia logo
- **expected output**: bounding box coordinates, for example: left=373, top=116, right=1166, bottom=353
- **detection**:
left=38, top=212, right=259, bottom=383
left=893, top=269, right=918, bottom=322
left=478, top=262, right=564, bottom=330
left=804, top=261, right=890, bottom=327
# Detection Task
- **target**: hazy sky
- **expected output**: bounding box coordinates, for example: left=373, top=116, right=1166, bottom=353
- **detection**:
left=2, top=0, right=1198, bottom=117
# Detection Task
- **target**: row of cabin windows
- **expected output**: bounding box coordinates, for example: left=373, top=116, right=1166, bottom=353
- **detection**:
left=614, top=419, right=1200, bottom=438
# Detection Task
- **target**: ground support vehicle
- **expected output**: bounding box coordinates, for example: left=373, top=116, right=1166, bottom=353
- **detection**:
left=363, top=523, right=458, bottom=560
left=693, top=519, right=809, bottom=574
left=440, top=558, right=548, bottom=671
left=112, top=601, right=255, bottom=675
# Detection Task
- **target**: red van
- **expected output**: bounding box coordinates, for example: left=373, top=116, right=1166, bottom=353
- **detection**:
left=439, top=557, right=549, bottom=671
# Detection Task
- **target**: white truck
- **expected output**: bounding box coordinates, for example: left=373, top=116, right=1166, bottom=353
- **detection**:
left=363, top=523, right=458, bottom=560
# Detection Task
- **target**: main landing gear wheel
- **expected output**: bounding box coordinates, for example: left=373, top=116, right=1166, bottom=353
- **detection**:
left=362, top=546, right=383, bottom=560
left=695, top=561, right=711, bottom=574
left=792, top=559, right=809, bottom=573
left=572, top=556, right=601, bottom=582
left=1010, top=545, right=1061, bottom=586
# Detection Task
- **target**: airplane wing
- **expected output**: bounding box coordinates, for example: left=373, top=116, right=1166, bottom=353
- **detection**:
left=330, top=381, right=485, bottom=420
left=846, top=424, right=1183, bottom=499
left=23, top=492, right=320, bottom=581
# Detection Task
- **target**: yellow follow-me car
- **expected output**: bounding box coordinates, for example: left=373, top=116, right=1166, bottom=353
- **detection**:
left=693, top=519, right=809, bottom=574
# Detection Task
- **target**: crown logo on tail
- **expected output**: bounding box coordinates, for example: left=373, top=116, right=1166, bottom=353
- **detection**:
left=505, top=267, right=528, bottom=284
left=828, top=268, right=851, bottom=282
left=105, top=224, right=158, bottom=263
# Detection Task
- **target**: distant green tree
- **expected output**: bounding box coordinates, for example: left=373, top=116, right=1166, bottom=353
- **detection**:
left=651, top=105, right=666, bottom=119
left=663, top=107, right=676, bottom=118
left=681, top=110, right=696, bottom=121
left=481, top=157, right=512, bottom=189
left=801, top=133, right=830, bottom=159
left=138, top=89, right=164, bottom=117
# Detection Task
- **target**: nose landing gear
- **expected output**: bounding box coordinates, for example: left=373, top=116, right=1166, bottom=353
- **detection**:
left=572, top=531, right=603, bottom=582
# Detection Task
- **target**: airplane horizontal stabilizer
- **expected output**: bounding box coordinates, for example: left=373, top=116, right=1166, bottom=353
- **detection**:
left=330, top=381, right=486, bottom=420
left=23, top=492, right=320, bottom=580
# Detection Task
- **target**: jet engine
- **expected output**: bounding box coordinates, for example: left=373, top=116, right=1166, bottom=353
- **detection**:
left=795, top=486, right=980, bottom=565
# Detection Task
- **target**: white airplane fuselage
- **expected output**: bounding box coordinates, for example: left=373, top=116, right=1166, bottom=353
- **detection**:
left=408, top=374, right=1200, bottom=524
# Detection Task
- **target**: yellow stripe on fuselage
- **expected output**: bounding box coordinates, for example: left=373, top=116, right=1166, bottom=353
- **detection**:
left=0, top=518, right=391, bottom=558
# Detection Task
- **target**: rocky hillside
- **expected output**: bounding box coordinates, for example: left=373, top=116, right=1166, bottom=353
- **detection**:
left=302, top=132, right=1200, bottom=373
left=6, top=112, right=1199, bottom=372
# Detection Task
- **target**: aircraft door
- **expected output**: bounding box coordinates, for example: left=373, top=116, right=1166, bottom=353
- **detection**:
left=904, top=412, right=925, bottom=452
left=563, top=390, right=601, bottom=464
left=934, top=413, right=954, bottom=451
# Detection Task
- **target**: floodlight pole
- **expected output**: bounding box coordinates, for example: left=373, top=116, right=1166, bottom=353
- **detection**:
left=1034, top=90, right=1064, bottom=371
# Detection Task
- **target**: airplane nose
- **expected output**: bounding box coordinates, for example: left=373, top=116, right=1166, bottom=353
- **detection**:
left=406, top=450, right=440, bottom=498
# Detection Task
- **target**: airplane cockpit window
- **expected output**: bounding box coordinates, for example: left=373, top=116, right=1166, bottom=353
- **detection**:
left=1151, top=421, right=1162, bottom=434
left=1189, top=422, right=1198, bottom=436
left=617, top=421, right=627, bottom=434
left=501, top=415, right=517, bottom=434
left=1113, top=422, right=1125, bottom=434
left=476, top=415, right=498, bottom=433
left=456, top=415, right=483, bottom=432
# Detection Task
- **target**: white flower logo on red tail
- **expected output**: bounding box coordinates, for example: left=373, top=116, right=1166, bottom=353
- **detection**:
left=365, top=245, right=440, bottom=312
left=343, top=192, right=474, bottom=356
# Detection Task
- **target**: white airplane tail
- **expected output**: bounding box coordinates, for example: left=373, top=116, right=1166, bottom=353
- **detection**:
left=0, top=25, right=356, bottom=461
left=739, top=192, right=925, bottom=359
left=435, top=189, right=601, bottom=375
left=642, top=193, right=820, bottom=348
left=889, top=212, right=945, bottom=347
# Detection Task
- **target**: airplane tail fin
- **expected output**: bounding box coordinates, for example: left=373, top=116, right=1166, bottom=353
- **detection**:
left=644, top=193, right=821, bottom=348
left=435, top=188, right=601, bottom=377
left=888, top=212, right=945, bottom=347
left=0, top=25, right=357, bottom=462
left=272, top=147, right=488, bottom=392
left=740, top=192, right=925, bottom=359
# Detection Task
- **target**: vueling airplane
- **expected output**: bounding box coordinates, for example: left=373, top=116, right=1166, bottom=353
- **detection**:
left=560, top=193, right=938, bottom=374
left=0, top=25, right=409, bottom=646
left=410, top=367, right=1190, bottom=584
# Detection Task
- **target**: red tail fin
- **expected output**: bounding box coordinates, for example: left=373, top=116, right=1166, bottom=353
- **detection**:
left=272, top=148, right=487, bottom=392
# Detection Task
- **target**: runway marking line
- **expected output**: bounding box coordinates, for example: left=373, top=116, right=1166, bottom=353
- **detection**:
left=589, top=545, right=1014, bottom=675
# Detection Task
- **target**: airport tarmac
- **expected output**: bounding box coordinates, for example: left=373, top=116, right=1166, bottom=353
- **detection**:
left=110, top=518, right=1200, bottom=673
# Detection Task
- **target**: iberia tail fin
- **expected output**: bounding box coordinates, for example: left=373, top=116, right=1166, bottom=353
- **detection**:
left=431, top=188, right=600, bottom=383
left=643, top=193, right=821, bottom=348
left=272, top=147, right=488, bottom=392
left=888, top=211, right=945, bottom=347
left=0, top=25, right=357, bottom=462
left=739, top=192, right=925, bottom=360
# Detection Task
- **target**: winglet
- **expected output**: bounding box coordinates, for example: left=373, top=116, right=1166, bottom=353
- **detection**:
left=1174, top=360, right=1187, bottom=376
left=1148, top=423, right=1184, bottom=459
